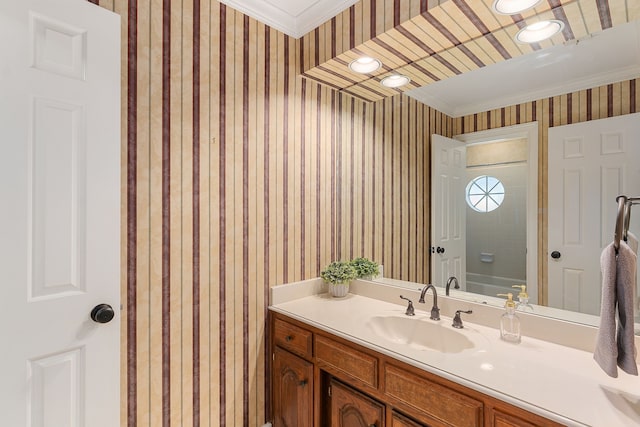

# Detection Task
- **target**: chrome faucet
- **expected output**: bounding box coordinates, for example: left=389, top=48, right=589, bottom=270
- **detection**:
left=445, top=276, right=460, bottom=296
left=399, top=295, right=415, bottom=316
left=418, top=284, right=440, bottom=321
left=452, top=309, right=473, bottom=329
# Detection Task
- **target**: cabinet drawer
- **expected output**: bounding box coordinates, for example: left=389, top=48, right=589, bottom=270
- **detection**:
left=274, top=318, right=313, bottom=359
left=385, top=364, right=483, bottom=426
left=316, top=335, right=378, bottom=388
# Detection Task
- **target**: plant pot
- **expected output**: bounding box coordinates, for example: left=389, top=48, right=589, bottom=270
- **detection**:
left=329, top=282, right=349, bottom=298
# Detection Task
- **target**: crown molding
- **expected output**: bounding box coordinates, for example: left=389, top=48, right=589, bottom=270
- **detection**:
left=447, top=65, right=640, bottom=118
left=219, top=0, right=358, bottom=39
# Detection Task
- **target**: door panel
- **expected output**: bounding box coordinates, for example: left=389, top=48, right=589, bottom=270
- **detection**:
left=30, top=97, right=86, bottom=299
left=548, top=113, right=640, bottom=314
left=0, top=0, right=120, bottom=425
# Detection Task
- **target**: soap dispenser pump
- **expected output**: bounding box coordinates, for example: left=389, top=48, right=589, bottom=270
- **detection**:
left=512, top=284, right=534, bottom=312
left=497, top=293, right=521, bottom=344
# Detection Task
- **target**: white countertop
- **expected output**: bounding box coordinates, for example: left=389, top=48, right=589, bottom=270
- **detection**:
left=269, top=280, right=640, bottom=427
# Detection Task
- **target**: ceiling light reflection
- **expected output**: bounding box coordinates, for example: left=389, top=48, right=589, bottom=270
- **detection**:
left=381, top=74, right=411, bottom=88
left=492, top=0, right=542, bottom=15
left=349, top=57, right=382, bottom=74
left=515, top=20, right=564, bottom=43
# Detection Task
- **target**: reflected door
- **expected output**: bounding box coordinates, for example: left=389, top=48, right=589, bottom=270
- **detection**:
left=0, top=0, right=120, bottom=425
left=431, top=135, right=466, bottom=288
left=548, top=113, right=640, bottom=314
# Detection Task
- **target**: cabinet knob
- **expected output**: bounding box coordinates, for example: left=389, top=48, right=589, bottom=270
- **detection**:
left=299, top=379, right=308, bottom=387
left=285, top=335, right=293, bottom=342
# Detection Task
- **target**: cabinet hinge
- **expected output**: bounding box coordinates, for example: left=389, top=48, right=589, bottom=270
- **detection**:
left=272, top=353, right=275, bottom=361
left=328, top=385, right=331, bottom=397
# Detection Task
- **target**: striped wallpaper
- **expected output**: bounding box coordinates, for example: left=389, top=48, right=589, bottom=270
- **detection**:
left=89, top=0, right=639, bottom=425
left=93, top=1, right=448, bottom=426
left=453, top=78, right=639, bottom=305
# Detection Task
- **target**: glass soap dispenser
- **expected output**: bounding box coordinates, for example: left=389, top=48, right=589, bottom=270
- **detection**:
left=512, top=284, right=534, bottom=312
left=497, top=293, right=521, bottom=344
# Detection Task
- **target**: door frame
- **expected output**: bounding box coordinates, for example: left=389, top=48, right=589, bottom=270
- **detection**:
left=454, top=122, right=539, bottom=304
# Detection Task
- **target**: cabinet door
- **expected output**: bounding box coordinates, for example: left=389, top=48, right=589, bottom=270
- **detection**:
left=330, top=378, right=384, bottom=427
left=492, top=409, right=547, bottom=427
left=391, top=411, right=427, bottom=427
left=273, top=347, right=313, bottom=427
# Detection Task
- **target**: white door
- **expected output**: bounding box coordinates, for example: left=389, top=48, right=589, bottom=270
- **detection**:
left=0, top=0, right=120, bottom=426
left=431, top=134, right=466, bottom=288
left=548, top=113, right=640, bottom=315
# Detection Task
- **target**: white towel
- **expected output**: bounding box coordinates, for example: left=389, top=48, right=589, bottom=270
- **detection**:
left=626, top=232, right=639, bottom=313
left=626, top=231, right=638, bottom=254
left=594, top=241, right=638, bottom=377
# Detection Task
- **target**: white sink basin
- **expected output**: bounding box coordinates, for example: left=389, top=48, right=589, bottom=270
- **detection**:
left=365, top=315, right=474, bottom=353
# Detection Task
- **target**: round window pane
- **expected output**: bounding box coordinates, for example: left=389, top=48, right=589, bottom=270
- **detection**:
left=465, top=175, right=505, bottom=213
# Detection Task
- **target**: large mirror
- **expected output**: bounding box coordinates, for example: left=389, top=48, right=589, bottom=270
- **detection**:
left=381, top=17, right=640, bottom=329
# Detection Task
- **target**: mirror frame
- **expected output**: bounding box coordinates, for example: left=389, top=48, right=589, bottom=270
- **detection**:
left=452, top=122, right=539, bottom=303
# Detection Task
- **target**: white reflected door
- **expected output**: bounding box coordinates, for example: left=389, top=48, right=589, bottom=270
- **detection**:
left=431, top=134, right=466, bottom=288
left=548, top=113, right=640, bottom=314
left=0, top=0, right=120, bottom=426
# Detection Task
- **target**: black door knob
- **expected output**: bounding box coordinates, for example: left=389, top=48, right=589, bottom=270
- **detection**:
left=436, top=246, right=445, bottom=254
left=550, top=250, right=561, bottom=259
left=90, top=304, right=115, bottom=324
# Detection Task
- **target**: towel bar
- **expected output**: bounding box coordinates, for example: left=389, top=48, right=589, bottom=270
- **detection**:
left=614, top=195, right=640, bottom=252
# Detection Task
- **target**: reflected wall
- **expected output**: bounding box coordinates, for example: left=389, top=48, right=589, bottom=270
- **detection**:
left=452, top=78, right=640, bottom=304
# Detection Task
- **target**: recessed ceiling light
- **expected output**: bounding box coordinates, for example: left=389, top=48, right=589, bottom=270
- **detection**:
left=515, top=20, right=564, bottom=43
left=349, top=57, right=382, bottom=74
left=381, top=74, right=411, bottom=88
left=492, top=0, right=542, bottom=15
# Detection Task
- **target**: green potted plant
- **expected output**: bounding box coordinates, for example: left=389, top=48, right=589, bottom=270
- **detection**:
left=350, top=257, right=379, bottom=280
left=320, top=261, right=357, bottom=297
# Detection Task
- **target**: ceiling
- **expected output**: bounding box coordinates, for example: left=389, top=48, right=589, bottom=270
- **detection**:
left=408, top=20, right=640, bottom=117
left=225, top=0, right=640, bottom=116
left=219, top=0, right=358, bottom=38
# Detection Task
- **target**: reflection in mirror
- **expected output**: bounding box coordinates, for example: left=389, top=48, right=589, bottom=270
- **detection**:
left=440, top=123, right=539, bottom=306
left=464, top=138, right=527, bottom=300
left=363, top=17, right=640, bottom=331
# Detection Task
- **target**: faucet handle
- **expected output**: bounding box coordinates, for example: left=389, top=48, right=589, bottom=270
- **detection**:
left=399, top=295, right=415, bottom=316
left=452, top=309, right=473, bottom=329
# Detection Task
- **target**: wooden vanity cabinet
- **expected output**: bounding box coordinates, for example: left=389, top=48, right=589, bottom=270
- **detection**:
left=269, top=312, right=563, bottom=427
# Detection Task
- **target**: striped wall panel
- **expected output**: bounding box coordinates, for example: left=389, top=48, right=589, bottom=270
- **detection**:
left=452, top=78, right=640, bottom=306
left=94, top=1, right=446, bottom=426
left=334, top=95, right=450, bottom=282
